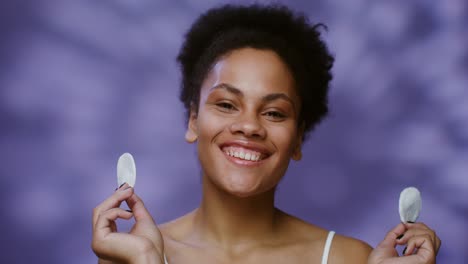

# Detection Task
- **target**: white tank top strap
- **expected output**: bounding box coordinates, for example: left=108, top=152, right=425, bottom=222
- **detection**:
left=164, top=252, right=168, bottom=264
left=321, top=231, right=335, bottom=264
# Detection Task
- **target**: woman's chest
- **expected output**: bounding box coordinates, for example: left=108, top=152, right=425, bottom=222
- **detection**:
left=164, top=239, right=326, bottom=264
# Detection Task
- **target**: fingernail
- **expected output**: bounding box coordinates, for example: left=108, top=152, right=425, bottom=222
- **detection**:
left=125, top=209, right=133, bottom=213
left=403, top=247, right=407, bottom=255
left=396, top=234, right=404, bottom=240
left=114, top=183, right=127, bottom=191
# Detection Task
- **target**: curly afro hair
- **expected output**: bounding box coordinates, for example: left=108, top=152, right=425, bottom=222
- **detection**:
left=177, top=4, right=334, bottom=140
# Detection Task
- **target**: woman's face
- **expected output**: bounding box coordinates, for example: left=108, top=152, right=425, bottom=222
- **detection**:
left=186, top=48, right=303, bottom=197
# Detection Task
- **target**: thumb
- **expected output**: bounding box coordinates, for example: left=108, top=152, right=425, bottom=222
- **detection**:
left=126, top=192, right=163, bottom=253
left=126, top=191, right=156, bottom=224
left=377, top=223, right=406, bottom=249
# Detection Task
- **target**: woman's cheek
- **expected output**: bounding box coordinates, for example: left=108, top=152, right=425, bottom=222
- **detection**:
left=270, top=124, right=298, bottom=149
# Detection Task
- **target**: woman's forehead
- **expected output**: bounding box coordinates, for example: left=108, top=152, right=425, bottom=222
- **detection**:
left=202, top=48, right=298, bottom=99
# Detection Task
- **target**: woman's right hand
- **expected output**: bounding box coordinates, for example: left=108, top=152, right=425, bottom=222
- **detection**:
left=368, top=222, right=440, bottom=264
left=92, top=183, right=164, bottom=264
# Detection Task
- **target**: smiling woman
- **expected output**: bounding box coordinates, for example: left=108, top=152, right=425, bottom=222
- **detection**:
left=91, top=4, right=441, bottom=264
left=189, top=48, right=301, bottom=198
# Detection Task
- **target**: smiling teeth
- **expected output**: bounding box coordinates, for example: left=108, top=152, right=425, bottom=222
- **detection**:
left=224, top=147, right=262, bottom=161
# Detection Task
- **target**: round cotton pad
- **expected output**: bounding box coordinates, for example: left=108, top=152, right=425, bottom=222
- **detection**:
left=117, top=153, right=136, bottom=188
left=399, top=187, right=421, bottom=223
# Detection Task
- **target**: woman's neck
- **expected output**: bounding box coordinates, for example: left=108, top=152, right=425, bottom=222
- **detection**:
left=193, top=176, right=282, bottom=248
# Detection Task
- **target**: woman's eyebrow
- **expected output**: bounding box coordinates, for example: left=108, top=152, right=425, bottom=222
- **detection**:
left=209, top=83, right=296, bottom=110
left=262, top=93, right=296, bottom=109
left=209, top=83, right=243, bottom=96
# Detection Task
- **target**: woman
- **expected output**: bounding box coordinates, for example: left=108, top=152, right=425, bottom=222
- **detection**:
left=92, top=4, right=440, bottom=263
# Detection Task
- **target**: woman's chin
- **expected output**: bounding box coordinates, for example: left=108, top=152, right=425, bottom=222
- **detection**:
left=228, top=189, right=258, bottom=198
left=206, top=172, right=274, bottom=198
left=223, top=180, right=266, bottom=198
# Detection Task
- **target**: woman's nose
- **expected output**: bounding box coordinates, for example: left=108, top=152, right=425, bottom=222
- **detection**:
left=229, top=112, right=266, bottom=139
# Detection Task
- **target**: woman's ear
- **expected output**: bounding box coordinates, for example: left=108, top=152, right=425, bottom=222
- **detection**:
left=292, top=145, right=302, bottom=161
left=292, top=123, right=305, bottom=161
left=185, top=108, right=198, bottom=143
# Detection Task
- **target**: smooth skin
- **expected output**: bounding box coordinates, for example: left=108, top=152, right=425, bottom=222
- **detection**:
left=92, top=48, right=440, bottom=263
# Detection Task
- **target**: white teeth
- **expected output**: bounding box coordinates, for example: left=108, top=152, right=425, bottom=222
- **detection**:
left=223, top=147, right=263, bottom=162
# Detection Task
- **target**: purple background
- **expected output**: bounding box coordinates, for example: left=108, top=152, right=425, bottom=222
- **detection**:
left=1, top=0, right=467, bottom=263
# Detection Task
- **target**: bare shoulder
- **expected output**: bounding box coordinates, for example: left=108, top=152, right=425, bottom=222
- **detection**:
left=158, top=210, right=196, bottom=241
left=158, top=216, right=183, bottom=235
left=328, top=233, right=373, bottom=264
left=278, top=211, right=372, bottom=263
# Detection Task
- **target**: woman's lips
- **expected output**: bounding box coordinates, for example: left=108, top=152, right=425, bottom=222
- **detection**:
left=219, top=141, right=271, bottom=166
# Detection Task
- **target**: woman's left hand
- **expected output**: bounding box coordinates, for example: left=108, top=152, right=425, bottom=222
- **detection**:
left=368, top=222, right=441, bottom=264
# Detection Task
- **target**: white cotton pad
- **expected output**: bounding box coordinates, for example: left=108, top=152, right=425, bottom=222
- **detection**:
left=399, top=187, right=421, bottom=222
left=117, top=153, right=136, bottom=188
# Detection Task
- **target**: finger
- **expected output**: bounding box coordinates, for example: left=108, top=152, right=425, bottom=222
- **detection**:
left=93, top=184, right=134, bottom=227
left=94, top=207, right=133, bottom=237
left=376, top=222, right=407, bottom=249
left=396, top=224, right=436, bottom=246
left=403, top=234, right=435, bottom=261
left=403, top=222, right=435, bottom=240
left=93, top=183, right=132, bottom=225
left=404, top=221, right=431, bottom=230
left=125, top=192, right=155, bottom=224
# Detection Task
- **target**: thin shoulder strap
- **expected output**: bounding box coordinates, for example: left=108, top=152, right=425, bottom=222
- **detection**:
left=321, top=231, right=335, bottom=264
left=164, top=253, right=168, bottom=264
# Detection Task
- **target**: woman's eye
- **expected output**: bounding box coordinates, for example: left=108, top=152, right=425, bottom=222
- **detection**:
left=265, top=111, right=286, bottom=119
left=216, top=102, right=235, bottom=111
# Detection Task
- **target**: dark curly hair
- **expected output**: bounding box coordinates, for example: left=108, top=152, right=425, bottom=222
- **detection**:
left=177, top=4, right=334, bottom=140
